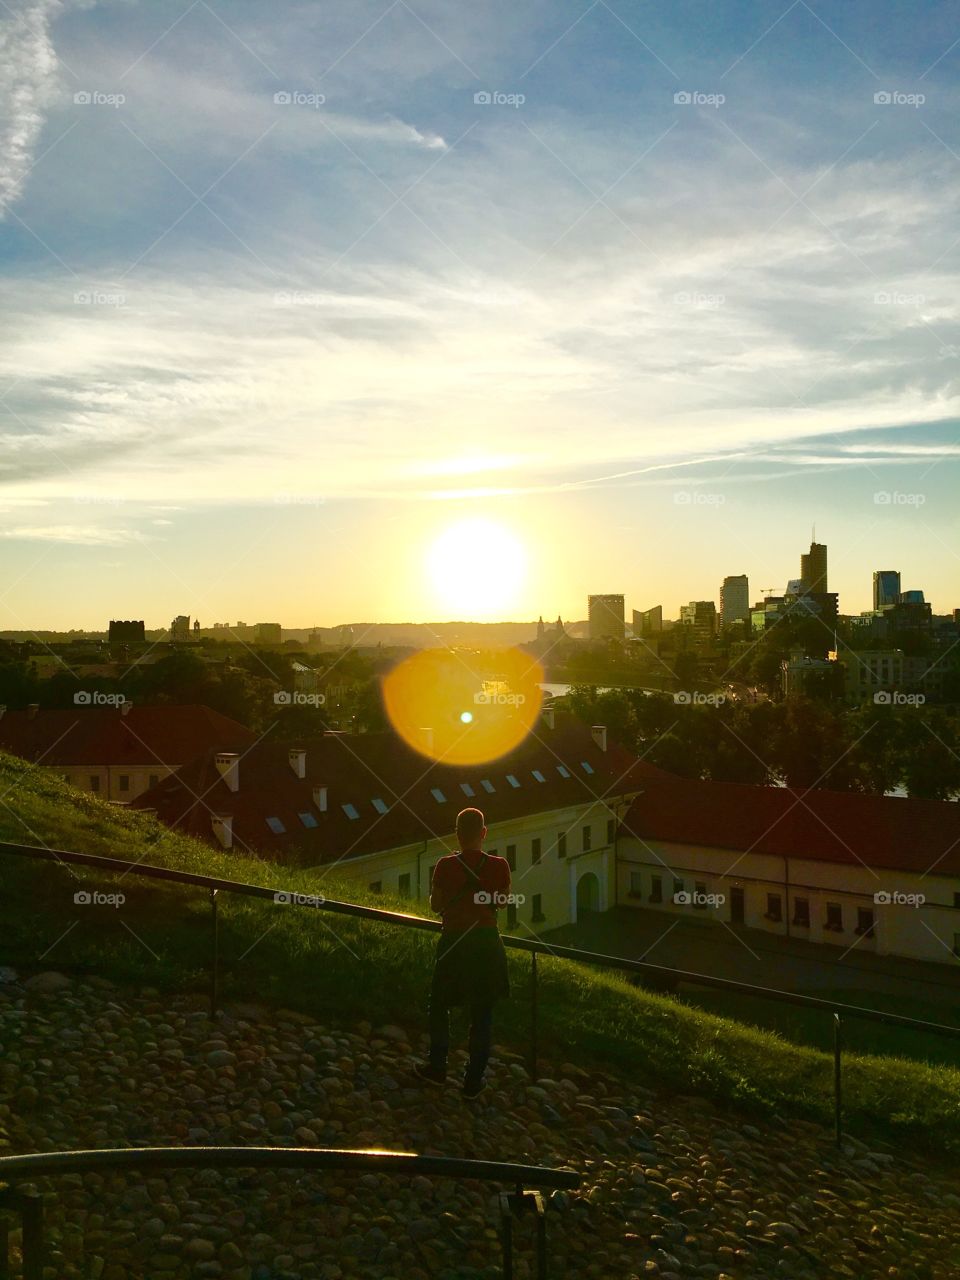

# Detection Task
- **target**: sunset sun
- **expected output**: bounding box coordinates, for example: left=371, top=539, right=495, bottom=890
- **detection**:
left=426, top=518, right=528, bottom=618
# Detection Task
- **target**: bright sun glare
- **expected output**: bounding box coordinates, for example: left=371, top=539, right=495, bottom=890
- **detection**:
left=426, top=518, right=527, bottom=618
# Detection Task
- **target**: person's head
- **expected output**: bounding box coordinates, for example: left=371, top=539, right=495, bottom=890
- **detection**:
left=456, top=806, right=486, bottom=850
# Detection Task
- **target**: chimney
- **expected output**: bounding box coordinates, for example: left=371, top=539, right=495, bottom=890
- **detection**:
left=591, top=724, right=608, bottom=752
left=211, top=813, right=233, bottom=849
left=27, top=703, right=39, bottom=719
left=121, top=700, right=132, bottom=717
left=420, top=726, right=434, bottom=753
left=289, top=747, right=306, bottom=779
left=313, top=784, right=328, bottom=812
left=214, top=752, right=240, bottom=793
left=542, top=705, right=555, bottom=730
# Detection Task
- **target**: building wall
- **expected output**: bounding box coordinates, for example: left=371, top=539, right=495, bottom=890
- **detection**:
left=60, top=765, right=177, bottom=803
left=618, top=837, right=960, bottom=966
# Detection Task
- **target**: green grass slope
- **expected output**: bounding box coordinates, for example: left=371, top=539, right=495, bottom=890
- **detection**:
left=2, top=750, right=959, bottom=1154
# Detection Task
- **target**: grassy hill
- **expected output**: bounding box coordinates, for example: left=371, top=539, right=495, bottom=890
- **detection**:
left=2, top=749, right=960, bottom=1154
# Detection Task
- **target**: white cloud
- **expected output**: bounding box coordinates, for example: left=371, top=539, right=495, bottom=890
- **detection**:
left=0, top=523, right=147, bottom=544
left=0, top=0, right=62, bottom=214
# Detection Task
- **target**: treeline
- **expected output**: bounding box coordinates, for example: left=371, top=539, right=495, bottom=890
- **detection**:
left=567, top=686, right=960, bottom=800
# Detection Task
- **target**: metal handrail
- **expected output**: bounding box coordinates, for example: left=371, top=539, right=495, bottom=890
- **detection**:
left=4, top=838, right=960, bottom=1147
left=0, top=1147, right=579, bottom=1280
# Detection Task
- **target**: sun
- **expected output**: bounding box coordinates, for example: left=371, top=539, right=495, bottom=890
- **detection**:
left=426, top=517, right=528, bottom=618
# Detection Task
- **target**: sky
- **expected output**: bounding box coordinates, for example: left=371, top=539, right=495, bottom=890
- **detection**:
left=1, top=0, right=958, bottom=629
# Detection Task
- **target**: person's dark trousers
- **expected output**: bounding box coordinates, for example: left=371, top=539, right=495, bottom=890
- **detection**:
left=428, top=997, right=494, bottom=1082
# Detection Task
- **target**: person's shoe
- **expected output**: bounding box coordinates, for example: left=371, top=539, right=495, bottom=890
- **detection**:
left=415, top=1062, right=447, bottom=1084
left=462, top=1076, right=486, bottom=1100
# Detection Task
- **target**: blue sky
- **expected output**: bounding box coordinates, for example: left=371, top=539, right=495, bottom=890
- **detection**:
left=1, top=0, right=958, bottom=627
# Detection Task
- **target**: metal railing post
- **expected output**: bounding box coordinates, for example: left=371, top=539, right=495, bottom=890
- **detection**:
left=20, top=1189, right=43, bottom=1280
left=529, top=951, right=539, bottom=1083
left=210, top=887, right=219, bottom=1019
left=834, top=1012, right=842, bottom=1148
left=499, top=1191, right=514, bottom=1280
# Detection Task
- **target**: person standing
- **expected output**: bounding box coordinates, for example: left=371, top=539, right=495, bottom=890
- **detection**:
left=416, top=807, right=511, bottom=1098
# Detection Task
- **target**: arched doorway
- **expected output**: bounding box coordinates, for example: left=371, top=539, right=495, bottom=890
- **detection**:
left=576, top=872, right=600, bottom=916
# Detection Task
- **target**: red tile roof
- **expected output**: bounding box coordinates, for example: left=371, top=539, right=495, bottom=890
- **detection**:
left=132, top=717, right=666, bottom=862
left=0, top=704, right=254, bottom=768
left=622, top=775, right=960, bottom=876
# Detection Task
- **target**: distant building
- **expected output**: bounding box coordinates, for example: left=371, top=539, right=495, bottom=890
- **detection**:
left=679, top=601, right=717, bottom=646
left=632, top=606, right=663, bottom=635
left=720, top=576, right=749, bottom=626
left=588, top=594, right=625, bottom=641
left=256, top=622, right=282, bottom=646
left=900, top=589, right=925, bottom=606
left=170, top=615, right=191, bottom=642
left=873, top=570, right=901, bottom=611
left=781, top=649, right=842, bottom=698
left=800, top=541, right=828, bottom=594
left=108, top=620, right=145, bottom=643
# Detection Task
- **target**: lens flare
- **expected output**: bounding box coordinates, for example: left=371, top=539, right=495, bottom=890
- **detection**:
left=382, top=647, right=544, bottom=765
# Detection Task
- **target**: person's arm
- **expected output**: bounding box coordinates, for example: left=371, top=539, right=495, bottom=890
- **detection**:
left=430, top=860, right=447, bottom=915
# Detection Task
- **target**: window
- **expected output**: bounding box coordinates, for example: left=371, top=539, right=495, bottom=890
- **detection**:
left=460, top=782, right=475, bottom=797
left=505, top=845, right=517, bottom=871
left=694, top=881, right=707, bottom=910
left=342, top=803, right=360, bottom=820
left=506, top=902, right=518, bottom=930
left=826, top=902, right=843, bottom=932
left=582, top=825, right=592, bottom=852
left=531, top=837, right=541, bottom=865
left=581, top=761, right=595, bottom=775
left=606, top=817, right=616, bottom=845
left=556, top=765, right=571, bottom=778
left=765, top=893, right=783, bottom=922
left=532, top=769, right=546, bottom=783
left=650, top=875, right=663, bottom=903
left=954, top=892, right=960, bottom=910
left=369, top=881, right=382, bottom=894
left=119, top=775, right=130, bottom=793
left=149, top=775, right=159, bottom=789
left=265, top=816, right=286, bottom=834
left=89, top=776, right=100, bottom=792
left=398, top=873, right=411, bottom=899
left=372, top=797, right=389, bottom=815
left=793, top=897, right=810, bottom=928
left=532, top=894, right=545, bottom=922
left=557, top=832, right=567, bottom=858
left=480, top=779, right=495, bottom=793
left=506, top=774, right=521, bottom=789
left=299, top=812, right=318, bottom=828
left=629, top=870, right=643, bottom=897
left=430, top=788, right=447, bottom=803
left=673, top=877, right=683, bottom=898
left=856, top=907, right=875, bottom=937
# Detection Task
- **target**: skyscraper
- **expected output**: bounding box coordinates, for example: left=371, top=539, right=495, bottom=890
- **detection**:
left=720, top=575, right=750, bottom=626
left=800, top=541, right=828, bottom=594
left=873, top=570, right=901, bottom=611
left=588, top=594, right=625, bottom=640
